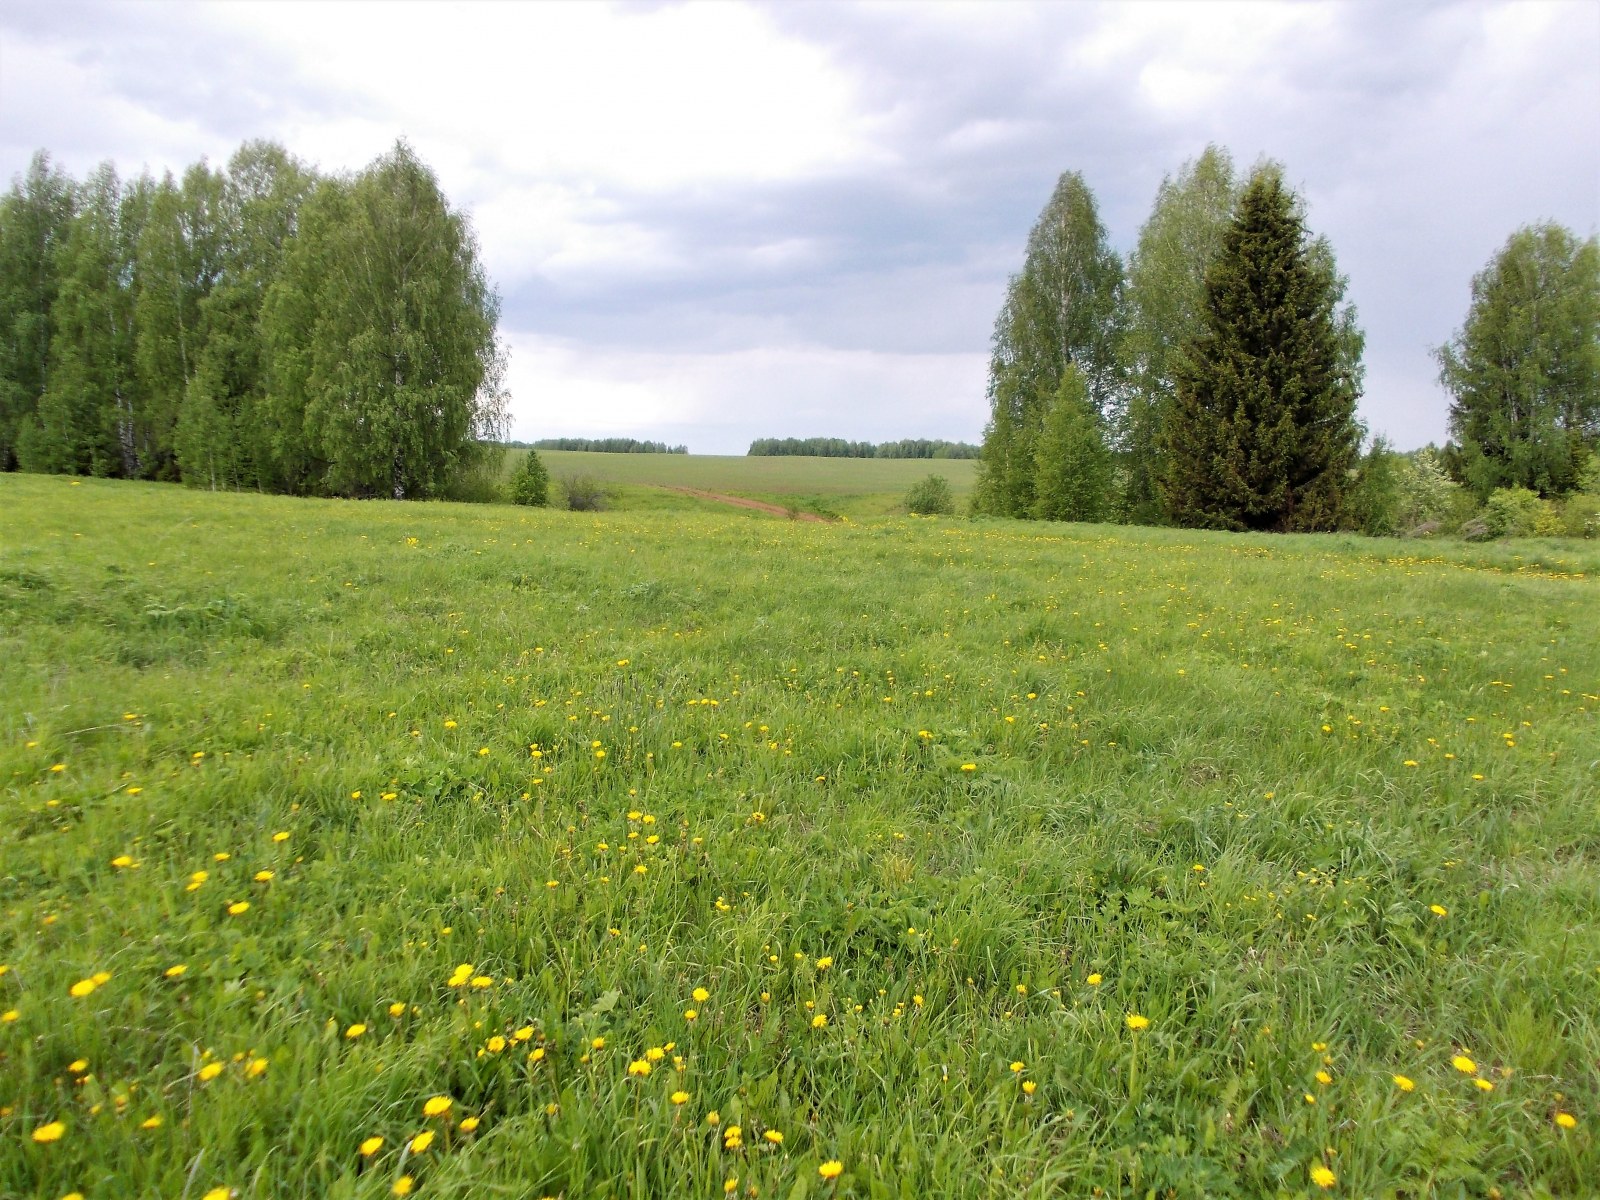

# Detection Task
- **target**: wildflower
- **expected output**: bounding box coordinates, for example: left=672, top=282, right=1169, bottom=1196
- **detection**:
left=1009, top=1061, right=1024, bottom=1073
left=1022, top=1080, right=1038, bottom=1095
left=32, top=1120, right=66, bottom=1143
left=198, top=1063, right=223, bottom=1081
left=187, top=871, right=209, bottom=891
left=528, top=1046, right=546, bottom=1063
left=811, top=1014, right=828, bottom=1029
left=459, top=1116, right=480, bottom=1133
left=470, top=976, right=493, bottom=989
left=1474, top=1078, right=1494, bottom=1092
left=646, top=1046, right=665, bottom=1062
left=389, top=1002, right=406, bottom=1017
left=1555, top=1112, right=1577, bottom=1129
left=246, top=1058, right=268, bottom=1078
left=816, top=957, right=833, bottom=970
left=724, top=1179, right=739, bottom=1195
left=544, top=1102, right=559, bottom=1116
left=69, top=978, right=99, bottom=998
left=628, top=1059, right=652, bottom=1077
left=1451, top=1055, right=1477, bottom=1074
left=765, top=1130, right=784, bottom=1144
left=1393, top=1074, right=1415, bottom=1092
left=706, top=1110, right=721, bottom=1125
left=392, top=1177, right=414, bottom=1196
left=1430, top=904, right=1448, bottom=917
left=423, top=1096, right=452, bottom=1117
left=346, top=1024, right=367, bottom=1039
left=1315, top=1070, right=1333, bottom=1085
left=254, top=870, right=274, bottom=882
left=684, top=1009, right=698, bottom=1021
left=724, top=1124, right=742, bottom=1147
left=1, top=1009, right=18, bottom=1022
left=203, top=1190, right=233, bottom=1200
left=68, top=1060, right=88, bottom=1073
left=1087, top=973, right=1102, bottom=985
left=409, top=1130, right=435, bottom=1154
left=272, top=831, right=290, bottom=843
left=671, top=1091, right=690, bottom=1105
left=1125, top=1014, right=1150, bottom=1031
left=819, top=1160, right=843, bottom=1179
left=513, top=1026, right=534, bottom=1042
left=360, top=1136, right=384, bottom=1156
left=111, top=855, right=136, bottom=868
left=693, top=987, right=710, bottom=1003
left=960, top=763, right=976, bottom=772
left=591, top=1037, right=605, bottom=1050
left=227, top=901, right=249, bottom=916
left=141, top=1115, right=162, bottom=1129
left=1310, top=1165, right=1336, bottom=1189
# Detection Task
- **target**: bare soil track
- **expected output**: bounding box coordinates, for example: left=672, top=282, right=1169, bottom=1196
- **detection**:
left=662, top=486, right=831, bottom=522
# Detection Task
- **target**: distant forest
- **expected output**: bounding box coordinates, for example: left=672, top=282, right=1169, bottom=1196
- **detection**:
left=511, top=438, right=688, bottom=454
left=748, top=437, right=980, bottom=459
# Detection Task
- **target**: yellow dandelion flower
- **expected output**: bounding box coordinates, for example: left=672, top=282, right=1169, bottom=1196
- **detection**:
left=253, top=870, right=274, bottom=883
left=227, top=901, right=249, bottom=916
left=706, top=1110, right=721, bottom=1125
left=469, top=976, right=493, bottom=989
left=960, top=763, right=976, bottom=772
left=487, top=1036, right=506, bottom=1053
left=1125, top=1013, right=1150, bottom=1031
left=69, top=978, right=98, bottom=998
left=359, top=1135, right=384, bottom=1156
left=389, top=1002, right=406, bottom=1017
left=815, top=957, right=833, bottom=970
left=272, top=831, right=290, bottom=842
left=91, top=971, right=110, bottom=985
left=1451, top=1054, right=1476, bottom=1074
left=1087, top=973, right=1102, bottom=985
left=1474, top=1078, right=1494, bottom=1092
left=423, top=1096, right=452, bottom=1117
left=68, top=1059, right=88, bottom=1073
left=32, top=1121, right=66, bottom=1143
left=202, top=1190, right=233, bottom=1200
left=1009, top=1061, right=1024, bottom=1073
left=1393, top=1074, right=1415, bottom=1092
left=141, top=1115, right=163, bottom=1129
left=345, top=1023, right=367, bottom=1039
left=591, top=1037, right=605, bottom=1050
left=1315, top=1070, right=1333, bottom=1085
left=1310, top=1165, right=1336, bottom=1189
left=684, top=1009, right=698, bottom=1021
left=409, top=1130, right=435, bottom=1154
left=1430, top=904, right=1448, bottom=917
left=246, top=1058, right=268, bottom=1078
left=1022, top=1080, right=1037, bottom=1095
left=392, top=1176, right=414, bottom=1197
left=1555, top=1112, right=1577, bottom=1129
left=764, top=1129, right=784, bottom=1144
left=198, top=1063, right=223, bottom=1081
left=819, top=1160, right=843, bottom=1179
left=111, top=855, right=136, bottom=868
left=671, top=1090, right=690, bottom=1105
left=646, top=1046, right=665, bottom=1062
left=693, top=987, right=710, bottom=1003
left=628, top=1059, right=651, bottom=1077
left=1, top=1009, right=18, bottom=1022
left=811, top=1013, right=829, bottom=1029
left=724, top=1179, right=738, bottom=1195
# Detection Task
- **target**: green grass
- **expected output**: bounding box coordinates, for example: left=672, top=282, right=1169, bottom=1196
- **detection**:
left=511, top=451, right=980, bottom=518
left=1, top=472, right=1596, bottom=1199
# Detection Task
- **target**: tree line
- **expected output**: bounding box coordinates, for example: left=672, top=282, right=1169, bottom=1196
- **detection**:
left=975, top=145, right=1598, bottom=534
left=0, top=141, right=506, bottom=498
left=748, top=437, right=980, bottom=459
left=519, top=437, right=687, bottom=454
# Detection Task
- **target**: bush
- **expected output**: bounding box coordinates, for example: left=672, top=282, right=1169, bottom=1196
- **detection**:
left=1482, top=487, right=1561, bottom=537
left=508, top=450, right=549, bottom=507
left=562, top=474, right=608, bottom=512
left=1561, top=493, right=1600, bottom=538
left=905, top=474, right=954, bottom=516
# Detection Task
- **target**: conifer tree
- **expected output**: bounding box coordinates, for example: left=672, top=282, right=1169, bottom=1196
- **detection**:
left=1160, top=167, right=1362, bottom=531
left=1031, top=365, right=1113, bottom=522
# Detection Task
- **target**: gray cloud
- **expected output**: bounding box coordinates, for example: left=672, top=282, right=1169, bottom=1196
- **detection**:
left=3, top=0, right=1596, bottom=452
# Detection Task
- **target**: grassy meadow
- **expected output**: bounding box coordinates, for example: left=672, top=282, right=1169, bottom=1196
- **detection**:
left=1, top=471, right=1597, bottom=1199
left=509, top=451, right=981, bottom=518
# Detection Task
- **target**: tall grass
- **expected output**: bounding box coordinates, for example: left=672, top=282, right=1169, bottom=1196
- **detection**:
left=1, top=473, right=1594, bottom=1198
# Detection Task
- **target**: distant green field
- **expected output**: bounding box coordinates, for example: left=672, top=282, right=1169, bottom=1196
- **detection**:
left=2, top=473, right=1597, bottom=1198
left=507, top=450, right=979, bottom=517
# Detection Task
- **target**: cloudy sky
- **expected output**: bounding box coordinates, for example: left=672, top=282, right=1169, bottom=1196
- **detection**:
left=3, top=1, right=1596, bottom=454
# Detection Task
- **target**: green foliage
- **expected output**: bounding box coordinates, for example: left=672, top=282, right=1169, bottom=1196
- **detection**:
left=1030, top=365, right=1113, bottom=522
left=749, top=437, right=979, bottom=459
left=976, top=171, right=1123, bottom=518
left=0, top=151, right=76, bottom=471
left=263, top=142, right=506, bottom=499
left=1560, top=492, right=1600, bottom=538
left=1344, top=436, right=1404, bottom=536
left=1161, top=167, right=1364, bottom=531
left=1120, top=145, right=1239, bottom=524
left=562, top=473, right=608, bottom=511
left=1439, top=223, right=1600, bottom=499
left=509, top=448, right=550, bottom=506
left=1482, top=486, right=1562, bottom=537
left=3, top=473, right=1598, bottom=1197
left=903, top=472, right=953, bottom=515
left=531, top=437, right=687, bottom=454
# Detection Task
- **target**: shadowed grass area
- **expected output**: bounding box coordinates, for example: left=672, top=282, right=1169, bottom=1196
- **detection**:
left=1, top=472, right=1596, bottom=1199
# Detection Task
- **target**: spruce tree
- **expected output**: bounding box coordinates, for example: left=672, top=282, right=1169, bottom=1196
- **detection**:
left=1031, top=365, right=1112, bottom=522
left=1160, top=168, right=1362, bottom=532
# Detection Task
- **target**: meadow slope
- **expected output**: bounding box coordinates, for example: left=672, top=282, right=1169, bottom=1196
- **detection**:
left=1, top=474, right=1596, bottom=1199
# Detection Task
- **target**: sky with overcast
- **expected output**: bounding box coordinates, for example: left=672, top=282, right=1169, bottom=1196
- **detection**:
left=3, top=1, right=1597, bottom=455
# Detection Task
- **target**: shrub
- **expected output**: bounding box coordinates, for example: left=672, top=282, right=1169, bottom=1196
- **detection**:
left=508, top=450, right=550, bottom=507
left=1561, top=493, right=1600, bottom=538
left=562, top=474, right=608, bottom=512
left=1482, top=487, right=1561, bottom=537
left=905, top=474, right=954, bottom=516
